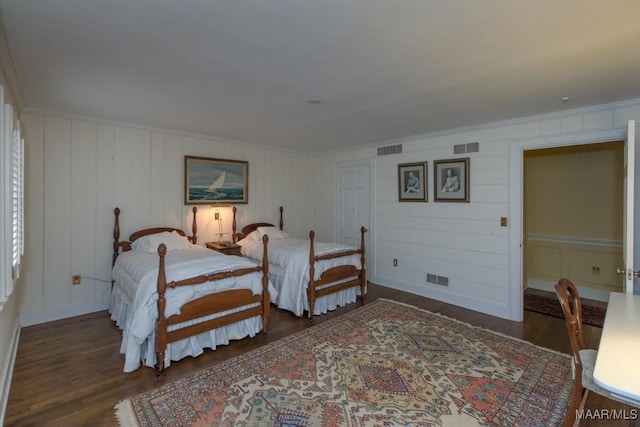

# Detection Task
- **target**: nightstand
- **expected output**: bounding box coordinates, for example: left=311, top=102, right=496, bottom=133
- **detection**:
left=206, top=242, right=242, bottom=256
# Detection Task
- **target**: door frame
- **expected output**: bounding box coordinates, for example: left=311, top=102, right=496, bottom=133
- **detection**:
left=508, top=126, right=631, bottom=321
left=623, top=120, right=636, bottom=294
left=335, top=159, right=375, bottom=282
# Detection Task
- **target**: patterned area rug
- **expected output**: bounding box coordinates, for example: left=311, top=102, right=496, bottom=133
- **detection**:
left=115, top=299, right=572, bottom=427
left=523, top=291, right=606, bottom=328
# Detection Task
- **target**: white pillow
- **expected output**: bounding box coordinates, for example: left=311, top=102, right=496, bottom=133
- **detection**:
left=153, top=231, right=191, bottom=252
left=131, top=231, right=191, bottom=253
left=257, top=226, right=289, bottom=240
left=130, top=235, right=153, bottom=253
left=237, top=230, right=261, bottom=247
left=246, top=230, right=261, bottom=241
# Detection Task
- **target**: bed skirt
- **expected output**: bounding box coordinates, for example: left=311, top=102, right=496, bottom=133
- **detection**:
left=268, top=270, right=362, bottom=316
left=109, top=285, right=263, bottom=373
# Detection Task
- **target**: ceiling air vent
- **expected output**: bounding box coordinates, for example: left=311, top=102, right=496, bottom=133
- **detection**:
left=377, top=144, right=402, bottom=156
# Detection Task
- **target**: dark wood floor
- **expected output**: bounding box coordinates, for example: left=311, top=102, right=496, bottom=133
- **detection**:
left=6, top=284, right=638, bottom=426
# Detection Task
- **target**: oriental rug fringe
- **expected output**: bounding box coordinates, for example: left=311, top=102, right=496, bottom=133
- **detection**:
left=115, top=298, right=572, bottom=427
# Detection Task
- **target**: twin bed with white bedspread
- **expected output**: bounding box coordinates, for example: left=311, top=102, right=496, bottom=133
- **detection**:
left=238, top=233, right=363, bottom=317
left=110, top=207, right=275, bottom=374
left=234, top=207, right=367, bottom=318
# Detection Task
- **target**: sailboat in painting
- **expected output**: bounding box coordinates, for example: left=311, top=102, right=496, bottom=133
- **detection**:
left=207, top=171, right=225, bottom=193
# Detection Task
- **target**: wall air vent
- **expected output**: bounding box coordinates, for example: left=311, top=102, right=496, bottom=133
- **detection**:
left=427, top=273, right=449, bottom=286
left=454, top=142, right=480, bottom=154
left=453, top=144, right=466, bottom=154
left=437, top=275, right=449, bottom=286
left=466, top=142, right=479, bottom=153
left=377, top=144, right=402, bottom=156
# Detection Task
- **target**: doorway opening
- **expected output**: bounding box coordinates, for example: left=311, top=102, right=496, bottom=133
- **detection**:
left=523, top=141, right=624, bottom=302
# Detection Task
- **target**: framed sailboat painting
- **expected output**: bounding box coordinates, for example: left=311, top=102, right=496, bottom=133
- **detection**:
left=184, top=156, right=249, bottom=205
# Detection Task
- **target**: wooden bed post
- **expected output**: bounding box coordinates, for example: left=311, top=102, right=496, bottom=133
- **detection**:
left=113, top=207, right=121, bottom=267
left=191, top=207, right=198, bottom=244
left=155, top=243, right=168, bottom=377
left=360, top=226, right=367, bottom=299
left=307, top=230, right=316, bottom=317
left=279, top=206, right=284, bottom=230
left=261, top=234, right=270, bottom=333
left=232, top=206, right=237, bottom=243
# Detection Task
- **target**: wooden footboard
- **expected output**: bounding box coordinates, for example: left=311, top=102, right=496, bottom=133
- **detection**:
left=307, top=226, right=367, bottom=317
left=154, top=235, right=270, bottom=376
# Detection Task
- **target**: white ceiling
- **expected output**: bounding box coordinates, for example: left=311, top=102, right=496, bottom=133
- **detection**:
left=1, top=1, right=639, bottom=153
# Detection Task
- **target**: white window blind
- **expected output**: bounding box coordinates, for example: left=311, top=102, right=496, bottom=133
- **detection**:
left=0, top=93, right=23, bottom=310
left=11, top=120, right=24, bottom=281
left=0, top=93, right=7, bottom=308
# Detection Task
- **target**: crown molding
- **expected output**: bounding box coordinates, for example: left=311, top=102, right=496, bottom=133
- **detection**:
left=0, top=9, right=25, bottom=111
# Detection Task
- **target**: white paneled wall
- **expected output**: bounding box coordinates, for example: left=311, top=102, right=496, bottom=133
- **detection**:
left=18, top=99, right=640, bottom=325
left=314, top=99, right=640, bottom=320
left=21, top=113, right=314, bottom=326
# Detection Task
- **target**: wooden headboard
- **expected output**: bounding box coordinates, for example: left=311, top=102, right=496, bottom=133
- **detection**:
left=233, top=206, right=284, bottom=242
left=113, top=206, right=198, bottom=265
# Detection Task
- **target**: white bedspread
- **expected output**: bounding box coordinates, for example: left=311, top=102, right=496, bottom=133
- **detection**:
left=110, top=245, right=276, bottom=372
left=240, top=238, right=361, bottom=317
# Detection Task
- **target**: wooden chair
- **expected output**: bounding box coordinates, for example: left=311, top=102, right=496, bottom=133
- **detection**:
left=554, top=278, right=624, bottom=426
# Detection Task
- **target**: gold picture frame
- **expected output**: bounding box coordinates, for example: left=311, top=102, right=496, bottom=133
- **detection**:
left=184, top=156, right=248, bottom=205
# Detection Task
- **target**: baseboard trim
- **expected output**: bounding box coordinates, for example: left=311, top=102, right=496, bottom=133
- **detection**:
left=526, top=278, right=611, bottom=302
left=0, top=321, right=20, bottom=426
left=20, top=300, right=108, bottom=327
left=373, top=276, right=510, bottom=320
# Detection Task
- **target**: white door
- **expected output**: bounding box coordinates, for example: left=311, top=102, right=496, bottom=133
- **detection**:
left=620, top=120, right=636, bottom=293
left=337, top=163, right=372, bottom=274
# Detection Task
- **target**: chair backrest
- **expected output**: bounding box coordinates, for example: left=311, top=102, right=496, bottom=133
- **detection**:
left=555, top=278, right=599, bottom=425
left=555, top=279, right=588, bottom=355
left=555, top=277, right=590, bottom=398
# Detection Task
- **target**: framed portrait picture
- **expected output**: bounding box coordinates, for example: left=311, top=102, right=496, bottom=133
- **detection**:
left=398, top=162, right=428, bottom=202
left=434, top=158, right=469, bottom=202
left=184, top=156, right=249, bottom=205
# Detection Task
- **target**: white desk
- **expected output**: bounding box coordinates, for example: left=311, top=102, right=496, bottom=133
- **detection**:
left=593, top=292, right=640, bottom=407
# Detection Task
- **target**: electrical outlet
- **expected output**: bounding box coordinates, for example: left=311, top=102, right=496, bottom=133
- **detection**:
left=393, top=259, right=398, bottom=267
left=214, top=212, right=220, bottom=220
left=72, top=274, right=81, bottom=285
left=500, top=217, right=508, bottom=227
left=592, top=266, right=600, bottom=275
